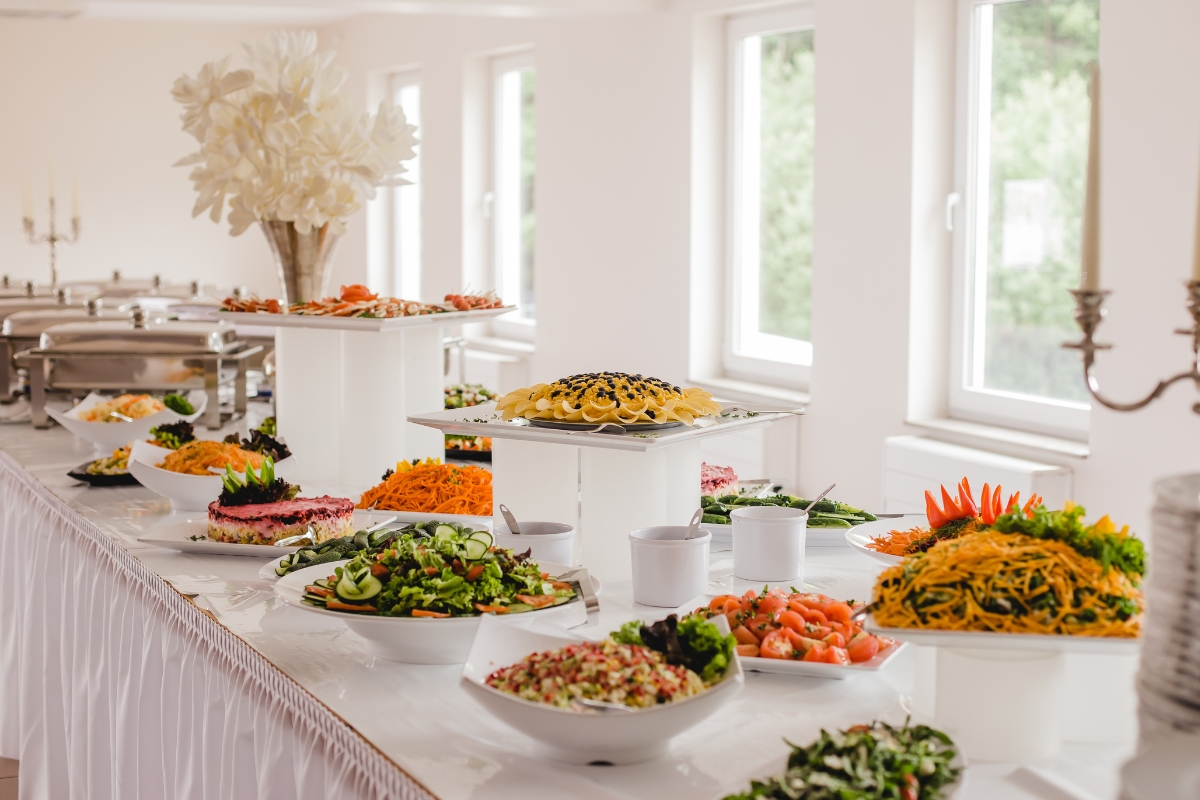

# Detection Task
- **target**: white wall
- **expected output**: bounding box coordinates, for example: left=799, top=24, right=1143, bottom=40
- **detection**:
left=0, top=18, right=278, bottom=292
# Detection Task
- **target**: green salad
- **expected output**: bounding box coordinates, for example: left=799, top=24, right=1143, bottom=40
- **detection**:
left=162, top=393, right=194, bottom=415
left=702, top=493, right=878, bottom=529
left=300, top=523, right=577, bottom=616
left=613, top=614, right=736, bottom=684
left=724, top=720, right=960, bottom=800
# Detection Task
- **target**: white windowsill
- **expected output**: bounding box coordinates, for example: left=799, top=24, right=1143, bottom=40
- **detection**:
left=907, top=417, right=1089, bottom=460
left=692, top=375, right=809, bottom=407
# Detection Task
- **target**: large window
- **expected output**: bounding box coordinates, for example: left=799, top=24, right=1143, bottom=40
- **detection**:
left=388, top=70, right=421, bottom=300
left=726, top=7, right=815, bottom=386
left=491, top=52, right=536, bottom=337
left=950, top=0, right=1098, bottom=437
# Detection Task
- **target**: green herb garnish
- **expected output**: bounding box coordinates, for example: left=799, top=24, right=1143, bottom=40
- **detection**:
left=162, top=393, right=194, bottom=415
left=218, top=456, right=299, bottom=506
left=991, top=503, right=1145, bottom=579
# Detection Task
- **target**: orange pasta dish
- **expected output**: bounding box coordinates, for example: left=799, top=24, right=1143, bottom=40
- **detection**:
left=357, top=459, right=492, bottom=516
left=79, top=394, right=165, bottom=422
left=157, top=440, right=265, bottom=476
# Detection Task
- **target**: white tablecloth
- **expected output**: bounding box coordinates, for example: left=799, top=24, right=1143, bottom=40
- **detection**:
left=0, top=452, right=433, bottom=800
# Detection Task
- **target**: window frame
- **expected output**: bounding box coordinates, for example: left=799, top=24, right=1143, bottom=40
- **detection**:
left=387, top=68, right=422, bottom=301
left=723, top=5, right=816, bottom=389
left=490, top=50, right=536, bottom=344
left=947, top=0, right=1091, bottom=440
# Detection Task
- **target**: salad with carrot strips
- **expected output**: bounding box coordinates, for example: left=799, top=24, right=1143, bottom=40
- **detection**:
left=300, top=524, right=576, bottom=616
left=688, top=588, right=892, bottom=665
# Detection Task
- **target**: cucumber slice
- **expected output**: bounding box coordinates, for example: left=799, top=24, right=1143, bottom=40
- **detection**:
left=434, top=524, right=458, bottom=542
left=336, top=572, right=382, bottom=601
left=275, top=564, right=291, bottom=577
left=469, top=530, right=493, bottom=548
left=506, top=603, right=534, bottom=614
left=462, top=538, right=488, bottom=561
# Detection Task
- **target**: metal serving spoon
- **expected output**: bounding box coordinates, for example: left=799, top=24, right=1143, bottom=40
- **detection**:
left=573, top=698, right=634, bottom=714
left=565, top=422, right=628, bottom=435
left=803, top=483, right=837, bottom=512
left=499, top=504, right=521, bottom=535
left=274, top=526, right=316, bottom=548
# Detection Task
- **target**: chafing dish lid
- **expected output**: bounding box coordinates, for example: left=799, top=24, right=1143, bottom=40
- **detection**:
left=2, top=303, right=164, bottom=337
left=39, top=317, right=237, bottom=353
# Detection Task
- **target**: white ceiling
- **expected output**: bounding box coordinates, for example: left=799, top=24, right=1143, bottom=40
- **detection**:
left=59, top=0, right=667, bottom=23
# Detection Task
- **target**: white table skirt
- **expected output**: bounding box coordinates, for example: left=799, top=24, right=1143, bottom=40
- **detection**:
left=0, top=452, right=433, bottom=800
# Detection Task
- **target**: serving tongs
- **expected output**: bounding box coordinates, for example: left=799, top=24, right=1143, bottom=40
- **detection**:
left=555, top=566, right=601, bottom=627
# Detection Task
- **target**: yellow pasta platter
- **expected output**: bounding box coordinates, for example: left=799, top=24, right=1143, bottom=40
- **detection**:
left=496, top=372, right=722, bottom=429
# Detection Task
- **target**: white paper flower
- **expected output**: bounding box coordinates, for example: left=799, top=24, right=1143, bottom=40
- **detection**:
left=173, top=30, right=418, bottom=236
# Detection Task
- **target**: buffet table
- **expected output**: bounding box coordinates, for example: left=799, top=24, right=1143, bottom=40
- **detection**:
left=0, top=415, right=1137, bottom=800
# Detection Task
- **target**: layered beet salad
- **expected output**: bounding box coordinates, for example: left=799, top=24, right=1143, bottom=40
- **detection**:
left=208, top=457, right=353, bottom=545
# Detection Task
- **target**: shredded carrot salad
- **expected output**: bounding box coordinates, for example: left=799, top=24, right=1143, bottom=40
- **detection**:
left=157, top=440, right=264, bottom=476
left=357, top=462, right=492, bottom=516
left=873, top=530, right=1142, bottom=637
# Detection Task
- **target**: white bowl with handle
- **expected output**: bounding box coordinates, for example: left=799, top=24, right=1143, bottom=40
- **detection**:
left=128, top=438, right=297, bottom=512
left=46, top=390, right=207, bottom=456
left=460, top=614, right=742, bottom=764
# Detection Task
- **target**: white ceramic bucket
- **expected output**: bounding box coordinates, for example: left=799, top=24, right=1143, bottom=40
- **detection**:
left=493, top=521, right=576, bottom=566
left=731, top=506, right=807, bottom=582
left=628, top=526, right=711, bottom=608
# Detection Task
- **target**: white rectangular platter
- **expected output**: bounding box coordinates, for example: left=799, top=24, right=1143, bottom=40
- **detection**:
left=408, top=403, right=791, bottom=452
left=864, top=617, right=1142, bottom=655
left=739, top=639, right=909, bottom=680
left=138, top=509, right=493, bottom=556
left=215, top=306, right=515, bottom=332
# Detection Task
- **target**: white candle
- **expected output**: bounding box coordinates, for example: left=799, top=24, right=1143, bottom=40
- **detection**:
left=21, top=179, right=32, bottom=219
left=1080, top=63, right=1101, bottom=291
left=1193, top=163, right=1200, bottom=282
left=72, top=173, right=79, bottom=218
left=48, top=159, right=55, bottom=204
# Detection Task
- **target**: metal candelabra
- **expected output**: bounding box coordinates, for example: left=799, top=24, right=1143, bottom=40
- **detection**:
left=1064, top=281, right=1200, bottom=413
left=23, top=196, right=80, bottom=289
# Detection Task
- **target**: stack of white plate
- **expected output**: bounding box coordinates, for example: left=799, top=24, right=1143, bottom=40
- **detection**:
left=1135, top=474, right=1200, bottom=747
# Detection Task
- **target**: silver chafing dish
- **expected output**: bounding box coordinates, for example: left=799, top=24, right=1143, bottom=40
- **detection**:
left=20, top=310, right=261, bottom=429
left=1, top=298, right=167, bottom=395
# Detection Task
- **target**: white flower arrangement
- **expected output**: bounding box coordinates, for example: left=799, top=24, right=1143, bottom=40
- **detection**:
left=172, top=30, right=417, bottom=237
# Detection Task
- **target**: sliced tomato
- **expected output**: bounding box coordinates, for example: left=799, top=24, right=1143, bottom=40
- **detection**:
left=802, top=643, right=828, bottom=662
left=823, top=631, right=846, bottom=649
left=465, top=565, right=486, bottom=582
left=824, top=646, right=851, bottom=665
left=847, top=632, right=881, bottom=663
left=776, top=610, right=806, bottom=634
left=735, top=643, right=760, bottom=658
left=824, top=603, right=853, bottom=625
left=473, top=604, right=509, bottom=614
left=798, top=606, right=829, bottom=626
left=709, top=594, right=738, bottom=612
left=759, top=630, right=794, bottom=660
left=758, top=595, right=788, bottom=617
left=732, top=626, right=760, bottom=647
left=411, top=609, right=450, bottom=617
left=326, top=601, right=377, bottom=612
left=548, top=580, right=573, bottom=591
left=515, top=594, right=555, bottom=609
left=423, top=566, right=438, bottom=575
left=369, top=563, right=390, bottom=579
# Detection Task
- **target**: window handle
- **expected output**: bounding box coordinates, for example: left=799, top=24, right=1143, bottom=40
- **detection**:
left=945, top=192, right=961, bottom=232
left=483, top=191, right=495, bottom=220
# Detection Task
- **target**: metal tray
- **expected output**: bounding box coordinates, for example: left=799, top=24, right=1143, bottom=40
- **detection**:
left=528, top=418, right=684, bottom=432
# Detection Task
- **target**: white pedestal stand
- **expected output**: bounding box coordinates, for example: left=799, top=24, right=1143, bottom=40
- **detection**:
left=868, top=625, right=1140, bottom=764
left=934, top=648, right=1065, bottom=762
left=259, top=307, right=513, bottom=493
left=412, top=407, right=786, bottom=582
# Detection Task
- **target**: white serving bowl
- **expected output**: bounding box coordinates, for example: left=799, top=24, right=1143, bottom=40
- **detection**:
left=128, top=439, right=298, bottom=512
left=629, top=525, right=711, bottom=608
left=731, top=505, right=807, bottom=582
left=46, top=390, right=208, bottom=456
left=493, top=521, right=575, bottom=566
left=274, top=560, right=587, bottom=664
left=461, top=614, right=743, bottom=764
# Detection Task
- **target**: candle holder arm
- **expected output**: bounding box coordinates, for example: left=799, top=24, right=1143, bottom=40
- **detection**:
left=1064, top=285, right=1200, bottom=413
